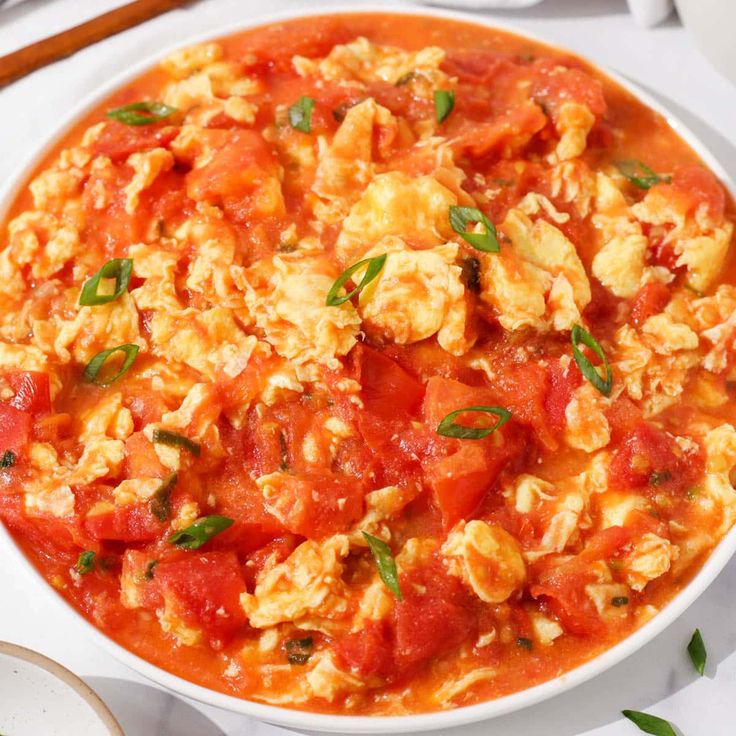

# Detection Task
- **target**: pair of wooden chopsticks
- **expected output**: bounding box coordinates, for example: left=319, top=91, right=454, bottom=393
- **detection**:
left=0, top=0, right=193, bottom=88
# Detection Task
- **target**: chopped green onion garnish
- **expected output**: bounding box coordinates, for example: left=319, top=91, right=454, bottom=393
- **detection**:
left=76, top=551, right=96, bottom=575
left=79, top=258, right=133, bottom=306
left=106, top=101, right=177, bottom=126
left=362, top=531, right=402, bottom=600
left=571, top=324, right=612, bottom=397
left=168, top=515, right=234, bottom=550
left=326, top=254, right=387, bottom=306
left=621, top=710, right=677, bottom=736
left=150, top=472, right=178, bottom=522
left=84, top=344, right=139, bottom=386
left=286, top=636, right=313, bottom=665
left=144, top=560, right=158, bottom=580
left=436, top=405, right=512, bottom=440
left=649, top=470, right=672, bottom=486
left=394, top=72, right=416, bottom=87
left=152, top=429, right=201, bottom=457
left=0, top=450, right=15, bottom=469
left=616, top=160, right=668, bottom=190
left=611, top=596, right=629, bottom=607
left=449, top=206, right=500, bottom=253
left=278, top=431, right=289, bottom=472
left=517, top=637, right=533, bottom=650
left=434, top=90, right=455, bottom=123
left=288, top=96, right=315, bottom=133
left=687, top=628, right=706, bottom=676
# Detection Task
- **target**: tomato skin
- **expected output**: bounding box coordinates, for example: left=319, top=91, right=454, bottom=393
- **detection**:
left=0, top=404, right=32, bottom=453
left=92, top=122, right=178, bottom=162
left=609, top=422, right=702, bottom=494
left=532, top=63, right=606, bottom=121
left=243, top=535, right=299, bottom=590
left=630, top=282, right=671, bottom=327
left=154, top=552, right=248, bottom=647
left=669, top=164, right=725, bottom=222
left=8, top=372, right=51, bottom=415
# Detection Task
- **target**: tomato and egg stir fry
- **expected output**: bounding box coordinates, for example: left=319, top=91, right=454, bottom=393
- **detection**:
left=1, top=13, right=736, bottom=715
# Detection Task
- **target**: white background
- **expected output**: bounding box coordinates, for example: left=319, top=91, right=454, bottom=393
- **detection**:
left=1, top=1, right=735, bottom=734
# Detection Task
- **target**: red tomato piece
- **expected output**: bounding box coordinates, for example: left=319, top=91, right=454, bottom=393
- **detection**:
left=532, top=63, right=606, bottom=122
left=669, top=164, right=725, bottom=222
left=0, top=404, right=32, bottom=453
left=630, top=282, right=671, bottom=327
left=155, top=552, right=248, bottom=647
left=85, top=503, right=164, bottom=543
left=334, top=620, right=395, bottom=680
left=92, top=121, right=178, bottom=162
left=358, top=346, right=425, bottom=419
left=261, top=471, right=365, bottom=539
left=544, top=358, right=583, bottom=433
left=243, top=535, right=299, bottom=590
left=609, top=422, right=702, bottom=494
left=8, top=372, right=51, bottom=415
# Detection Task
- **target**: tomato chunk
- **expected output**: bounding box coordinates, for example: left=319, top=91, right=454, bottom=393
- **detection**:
left=8, top=372, right=51, bottom=415
left=358, top=346, right=425, bottom=419
left=334, top=621, right=395, bottom=680
left=155, top=552, right=248, bottom=647
left=630, top=282, right=671, bottom=327
left=0, top=404, right=32, bottom=453
left=609, top=422, right=702, bottom=494
left=85, top=503, right=164, bottom=542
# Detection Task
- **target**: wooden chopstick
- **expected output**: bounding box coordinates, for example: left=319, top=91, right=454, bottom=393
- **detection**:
left=0, top=0, right=194, bottom=88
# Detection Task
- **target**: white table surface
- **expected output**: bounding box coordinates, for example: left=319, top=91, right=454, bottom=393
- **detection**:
left=1, top=1, right=735, bottom=734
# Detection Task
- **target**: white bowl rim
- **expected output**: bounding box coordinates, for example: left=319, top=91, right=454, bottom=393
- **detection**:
left=1, top=3, right=735, bottom=733
left=0, top=640, right=125, bottom=735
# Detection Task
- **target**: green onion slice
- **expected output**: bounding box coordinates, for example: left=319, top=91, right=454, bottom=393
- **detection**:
left=288, top=96, right=315, bottom=133
left=76, top=551, right=96, bottom=575
left=144, top=560, right=158, bottom=580
left=79, top=258, right=133, bottom=306
left=362, top=531, right=402, bottom=600
left=436, top=405, right=512, bottom=440
left=168, top=515, right=234, bottom=550
left=687, top=628, right=706, bottom=676
left=106, top=101, right=177, bottom=126
left=611, top=596, right=629, bottom=607
left=325, top=254, right=387, bottom=306
left=616, top=160, right=668, bottom=190
left=84, top=344, right=139, bottom=386
left=150, top=472, right=178, bottom=522
left=449, top=206, right=500, bottom=253
left=286, top=636, right=313, bottom=665
left=517, top=637, right=533, bottom=650
left=0, top=450, right=15, bottom=469
left=434, top=90, right=455, bottom=123
left=571, top=324, right=613, bottom=397
left=152, top=429, right=201, bottom=457
left=621, top=710, right=677, bottom=736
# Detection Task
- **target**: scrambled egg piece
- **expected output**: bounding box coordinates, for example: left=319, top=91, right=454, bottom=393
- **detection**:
left=632, top=181, right=733, bottom=293
left=613, top=318, right=700, bottom=417
left=294, top=36, right=448, bottom=94
left=51, top=291, right=145, bottom=365
left=622, top=532, right=679, bottom=591
left=596, top=491, right=649, bottom=529
left=149, top=307, right=259, bottom=381
left=240, top=255, right=361, bottom=369
left=306, top=652, right=365, bottom=702
left=697, top=424, right=736, bottom=536
left=312, top=98, right=396, bottom=223
left=79, top=392, right=134, bottom=441
left=549, top=160, right=597, bottom=218
left=591, top=173, right=651, bottom=298
left=128, top=242, right=183, bottom=314
left=441, top=520, right=526, bottom=603
left=481, top=207, right=590, bottom=331
left=529, top=610, right=564, bottom=646
left=357, top=237, right=471, bottom=355
left=241, top=536, right=350, bottom=628
left=123, top=148, right=174, bottom=214
left=336, top=171, right=460, bottom=262
left=564, top=382, right=611, bottom=452
left=550, top=102, right=595, bottom=163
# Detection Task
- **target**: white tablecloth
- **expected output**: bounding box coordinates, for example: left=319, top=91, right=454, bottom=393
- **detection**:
left=1, top=1, right=735, bottom=734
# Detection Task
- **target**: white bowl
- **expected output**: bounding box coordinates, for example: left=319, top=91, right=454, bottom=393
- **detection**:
left=1, top=5, right=734, bottom=733
left=0, top=641, right=124, bottom=736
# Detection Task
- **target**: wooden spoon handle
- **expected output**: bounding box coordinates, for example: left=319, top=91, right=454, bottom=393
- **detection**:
left=0, top=0, right=193, bottom=88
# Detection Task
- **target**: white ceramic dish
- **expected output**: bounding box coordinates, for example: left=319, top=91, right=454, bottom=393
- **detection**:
left=0, top=5, right=734, bottom=733
left=0, top=641, right=124, bottom=736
